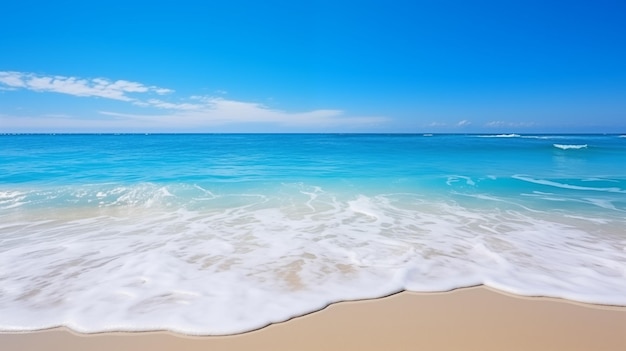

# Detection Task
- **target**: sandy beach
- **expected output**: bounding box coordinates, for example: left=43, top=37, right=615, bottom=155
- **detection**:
left=2, top=286, right=625, bottom=351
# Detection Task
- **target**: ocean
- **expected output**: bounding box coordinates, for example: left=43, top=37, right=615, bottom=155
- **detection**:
left=0, top=133, right=625, bottom=334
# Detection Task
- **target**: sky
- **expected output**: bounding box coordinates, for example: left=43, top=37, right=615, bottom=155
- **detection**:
left=1, top=0, right=625, bottom=133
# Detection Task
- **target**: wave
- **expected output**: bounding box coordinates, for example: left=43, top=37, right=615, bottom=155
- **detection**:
left=521, top=135, right=570, bottom=140
left=1, top=184, right=625, bottom=335
left=477, top=134, right=520, bottom=138
left=513, top=175, right=626, bottom=193
left=553, top=144, right=587, bottom=150
left=522, top=135, right=551, bottom=139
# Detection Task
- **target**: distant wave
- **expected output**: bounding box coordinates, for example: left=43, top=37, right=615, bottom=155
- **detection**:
left=477, top=134, right=520, bottom=138
left=553, top=144, right=587, bottom=150
left=620, top=135, right=626, bottom=138
left=522, top=135, right=551, bottom=139
left=521, top=135, right=569, bottom=140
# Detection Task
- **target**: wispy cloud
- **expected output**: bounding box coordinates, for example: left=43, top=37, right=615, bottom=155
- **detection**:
left=0, top=71, right=172, bottom=101
left=485, top=120, right=536, bottom=128
left=456, top=119, right=471, bottom=127
left=428, top=121, right=447, bottom=127
left=99, top=97, right=385, bottom=129
left=0, top=71, right=388, bottom=131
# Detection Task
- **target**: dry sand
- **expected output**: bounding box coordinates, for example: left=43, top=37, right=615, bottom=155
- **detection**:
left=2, top=286, right=625, bottom=351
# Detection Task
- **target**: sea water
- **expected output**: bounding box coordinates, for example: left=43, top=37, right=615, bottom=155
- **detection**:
left=0, top=133, right=625, bottom=334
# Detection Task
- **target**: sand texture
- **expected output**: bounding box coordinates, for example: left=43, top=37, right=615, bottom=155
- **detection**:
left=2, top=286, right=625, bottom=351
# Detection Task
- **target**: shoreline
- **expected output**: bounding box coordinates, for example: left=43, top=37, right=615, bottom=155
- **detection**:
left=2, top=286, right=625, bottom=351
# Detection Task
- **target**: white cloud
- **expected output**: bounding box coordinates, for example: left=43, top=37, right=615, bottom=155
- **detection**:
left=154, top=88, right=174, bottom=95
left=0, top=71, right=388, bottom=132
left=485, top=120, right=507, bottom=127
left=456, top=119, right=471, bottom=127
left=0, top=71, right=173, bottom=102
left=0, top=107, right=386, bottom=132
left=141, top=99, right=203, bottom=110
left=485, top=120, right=536, bottom=128
left=428, top=121, right=447, bottom=127
left=99, top=97, right=387, bottom=130
left=0, top=72, right=27, bottom=88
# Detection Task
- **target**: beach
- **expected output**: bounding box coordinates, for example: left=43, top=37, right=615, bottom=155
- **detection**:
left=3, top=0, right=625, bottom=347
left=2, top=286, right=625, bottom=351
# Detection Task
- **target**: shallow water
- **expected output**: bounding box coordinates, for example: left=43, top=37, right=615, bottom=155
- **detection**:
left=1, top=133, right=625, bottom=334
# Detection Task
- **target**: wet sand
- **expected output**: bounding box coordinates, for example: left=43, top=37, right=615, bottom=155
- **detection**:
left=2, top=286, right=625, bottom=351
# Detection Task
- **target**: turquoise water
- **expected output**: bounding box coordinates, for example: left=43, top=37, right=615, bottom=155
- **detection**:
left=1, top=133, right=625, bottom=334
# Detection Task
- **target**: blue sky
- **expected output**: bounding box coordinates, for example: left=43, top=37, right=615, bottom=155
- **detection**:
left=1, top=0, right=625, bottom=133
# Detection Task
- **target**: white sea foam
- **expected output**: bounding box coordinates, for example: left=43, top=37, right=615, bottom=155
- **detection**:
left=522, top=135, right=551, bottom=139
left=446, top=175, right=475, bottom=186
left=513, top=175, right=626, bottom=194
left=522, top=192, right=624, bottom=211
left=0, top=191, right=26, bottom=209
left=553, top=144, right=588, bottom=150
left=582, top=178, right=619, bottom=183
left=522, top=135, right=574, bottom=140
left=0, top=185, right=625, bottom=335
left=477, top=134, right=521, bottom=138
